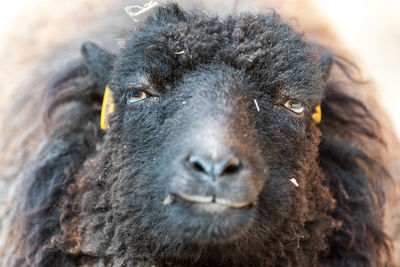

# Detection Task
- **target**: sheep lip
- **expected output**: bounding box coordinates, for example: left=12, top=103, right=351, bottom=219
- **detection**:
left=175, top=192, right=254, bottom=208
left=176, top=192, right=213, bottom=204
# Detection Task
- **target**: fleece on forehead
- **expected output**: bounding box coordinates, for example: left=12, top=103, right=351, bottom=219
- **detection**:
left=112, top=4, right=324, bottom=102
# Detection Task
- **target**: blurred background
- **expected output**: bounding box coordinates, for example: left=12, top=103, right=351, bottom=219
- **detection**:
left=313, top=0, right=400, bottom=138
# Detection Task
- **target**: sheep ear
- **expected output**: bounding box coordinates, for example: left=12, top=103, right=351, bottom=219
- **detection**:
left=318, top=52, right=333, bottom=81
left=309, top=42, right=333, bottom=81
left=81, top=42, right=116, bottom=92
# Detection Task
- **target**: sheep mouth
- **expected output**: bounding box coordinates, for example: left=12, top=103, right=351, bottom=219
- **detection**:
left=165, top=192, right=256, bottom=243
left=165, top=193, right=255, bottom=210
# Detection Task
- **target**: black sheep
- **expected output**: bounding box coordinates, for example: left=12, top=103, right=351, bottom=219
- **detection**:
left=1, top=3, right=395, bottom=266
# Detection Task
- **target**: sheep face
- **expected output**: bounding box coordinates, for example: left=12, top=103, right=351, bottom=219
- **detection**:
left=82, top=5, right=332, bottom=260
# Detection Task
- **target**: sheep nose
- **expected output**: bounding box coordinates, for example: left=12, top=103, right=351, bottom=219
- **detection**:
left=186, top=154, right=242, bottom=180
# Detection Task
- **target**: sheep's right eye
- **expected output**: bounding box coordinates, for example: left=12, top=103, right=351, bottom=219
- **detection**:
left=283, top=99, right=305, bottom=114
left=126, top=91, right=149, bottom=104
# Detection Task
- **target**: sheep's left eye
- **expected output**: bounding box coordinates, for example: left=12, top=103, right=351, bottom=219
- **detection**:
left=127, top=91, right=149, bottom=104
left=284, top=100, right=305, bottom=114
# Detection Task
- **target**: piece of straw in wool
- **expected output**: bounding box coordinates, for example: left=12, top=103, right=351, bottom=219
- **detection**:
left=254, top=99, right=260, bottom=112
left=125, top=0, right=160, bottom=22
left=289, top=178, right=299, bottom=187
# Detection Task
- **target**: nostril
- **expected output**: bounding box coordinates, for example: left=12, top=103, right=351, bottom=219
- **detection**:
left=187, top=155, right=211, bottom=175
left=192, top=161, right=206, bottom=173
left=220, top=157, right=241, bottom=176
left=219, top=157, right=241, bottom=176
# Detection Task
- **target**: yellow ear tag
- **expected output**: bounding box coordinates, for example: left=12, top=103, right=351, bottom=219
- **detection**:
left=312, top=105, right=322, bottom=124
left=100, top=85, right=115, bottom=130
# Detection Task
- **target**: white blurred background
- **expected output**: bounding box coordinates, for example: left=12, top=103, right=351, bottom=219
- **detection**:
left=0, top=0, right=399, bottom=137
left=313, top=0, right=400, bottom=138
